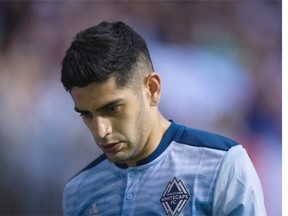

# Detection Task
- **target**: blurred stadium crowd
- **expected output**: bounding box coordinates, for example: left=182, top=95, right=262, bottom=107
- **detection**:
left=0, top=1, right=281, bottom=215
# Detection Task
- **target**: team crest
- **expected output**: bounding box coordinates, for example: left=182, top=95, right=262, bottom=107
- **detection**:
left=160, top=177, right=190, bottom=216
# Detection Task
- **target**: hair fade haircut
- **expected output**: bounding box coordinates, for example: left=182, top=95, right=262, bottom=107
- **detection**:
left=61, top=21, right=154, bottom=91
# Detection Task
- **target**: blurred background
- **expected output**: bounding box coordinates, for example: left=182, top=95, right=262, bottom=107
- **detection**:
left=0, top=1, right=281, bottom=215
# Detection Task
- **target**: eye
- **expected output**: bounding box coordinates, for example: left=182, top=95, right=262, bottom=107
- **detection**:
left=105, top=105, right=120, bottom=114
left=80, top=111, right=93, bottom=119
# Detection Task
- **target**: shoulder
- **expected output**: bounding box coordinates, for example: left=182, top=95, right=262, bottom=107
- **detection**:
left=75, top=154, right=107, bottom=177
left=216, top=145, right=261, bottom=185
left=212, top=145, right=266, bottom=215
left=173, top=123, right=239, bottom=151
left=63, top=154, right=107, bottom=214
left=66, top=153, right=107, bottom=186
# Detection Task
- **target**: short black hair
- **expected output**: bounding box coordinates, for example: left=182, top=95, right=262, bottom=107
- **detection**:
left=61, top=21, right=154, bottom=91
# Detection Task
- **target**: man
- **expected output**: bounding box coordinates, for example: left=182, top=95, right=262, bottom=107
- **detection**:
left=61, top=21, right=266, bottom=216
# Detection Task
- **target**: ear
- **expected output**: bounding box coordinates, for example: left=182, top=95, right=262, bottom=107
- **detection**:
left=145, top=73, right=161, bottom=106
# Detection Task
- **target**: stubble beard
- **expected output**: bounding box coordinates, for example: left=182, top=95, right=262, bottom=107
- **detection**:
left=107, top=103, right=148, bottom=165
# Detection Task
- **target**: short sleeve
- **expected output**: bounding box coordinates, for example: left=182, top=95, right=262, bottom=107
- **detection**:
left=212, top=145, right=266, bottom=216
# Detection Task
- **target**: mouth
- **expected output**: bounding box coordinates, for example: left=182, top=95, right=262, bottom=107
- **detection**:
left=101, top=142, right=122, bottom=155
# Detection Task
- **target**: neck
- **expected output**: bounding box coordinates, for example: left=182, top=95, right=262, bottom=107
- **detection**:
left=125, top=112, right=171, bottom=167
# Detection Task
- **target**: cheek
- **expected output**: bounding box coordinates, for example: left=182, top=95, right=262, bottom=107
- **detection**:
left=115, top=108, right=143, bottom=138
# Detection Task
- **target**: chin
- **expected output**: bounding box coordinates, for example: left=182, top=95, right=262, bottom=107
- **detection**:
left=106, top=154, right=125, bottom=163
left=107, top=154, right=133, bottom=164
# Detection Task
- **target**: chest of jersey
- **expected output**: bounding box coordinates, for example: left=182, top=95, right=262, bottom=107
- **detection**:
left=75, top=144, right=223, bottom=216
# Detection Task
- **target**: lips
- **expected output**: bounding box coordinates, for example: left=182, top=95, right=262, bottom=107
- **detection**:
left=101, top=142, right=122, bottom=155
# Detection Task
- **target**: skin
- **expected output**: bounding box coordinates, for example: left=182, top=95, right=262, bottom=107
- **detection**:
left=70, top=73, right=171, bottom=167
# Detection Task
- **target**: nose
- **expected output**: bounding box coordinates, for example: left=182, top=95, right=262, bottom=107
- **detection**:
left=91, top=117, right=112, bottom=139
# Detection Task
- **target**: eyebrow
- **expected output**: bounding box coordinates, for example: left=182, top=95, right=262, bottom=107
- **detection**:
left=74, top=99, right=124, bottom=113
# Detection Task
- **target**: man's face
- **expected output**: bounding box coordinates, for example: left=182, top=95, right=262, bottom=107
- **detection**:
left=70, top=76, right=153, bottom=166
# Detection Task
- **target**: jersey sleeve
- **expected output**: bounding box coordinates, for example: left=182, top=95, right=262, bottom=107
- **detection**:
left=62, top=176, right=81, bottom=216
left=212, top=145, right=266, bottom=216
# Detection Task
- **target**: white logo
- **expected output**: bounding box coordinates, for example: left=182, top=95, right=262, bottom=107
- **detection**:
left=85, top=203, right=99, bottom=216
left=160, top=177, right=190, bottom=216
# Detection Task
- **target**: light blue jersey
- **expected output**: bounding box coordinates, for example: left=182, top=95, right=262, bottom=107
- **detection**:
left=63, top=121, right=266, bottom=216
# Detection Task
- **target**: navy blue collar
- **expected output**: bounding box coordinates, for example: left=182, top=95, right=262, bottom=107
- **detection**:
left=115, top=121, right=179, bottom=169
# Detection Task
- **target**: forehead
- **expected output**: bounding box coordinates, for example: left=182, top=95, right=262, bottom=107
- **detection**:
left=70, top=76, right=133, bottom=109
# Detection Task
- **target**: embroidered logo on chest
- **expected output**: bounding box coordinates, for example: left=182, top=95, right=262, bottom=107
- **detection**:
left=160, top=177, right=190, bottom=216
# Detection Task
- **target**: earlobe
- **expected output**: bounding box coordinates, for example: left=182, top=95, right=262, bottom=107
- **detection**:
left=146, top=73, right=161, bottom=106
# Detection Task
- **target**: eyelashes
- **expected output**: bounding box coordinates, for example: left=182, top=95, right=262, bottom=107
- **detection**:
left=79, top=104, right=122, bottom=119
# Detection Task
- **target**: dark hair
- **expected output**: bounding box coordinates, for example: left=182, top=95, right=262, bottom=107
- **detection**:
left=61, top=21, right=154, bottom=91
